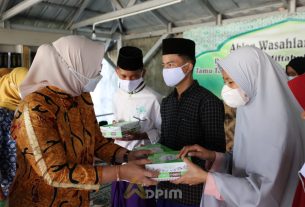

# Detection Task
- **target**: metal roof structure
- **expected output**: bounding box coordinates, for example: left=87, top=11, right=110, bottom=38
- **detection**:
left=0, top=0, right=304, bottom=47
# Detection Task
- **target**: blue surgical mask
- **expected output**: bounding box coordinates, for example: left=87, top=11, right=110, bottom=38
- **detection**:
left=162, top=63, right=189, bottom=87
left=288, top=76, right=297, bottom=81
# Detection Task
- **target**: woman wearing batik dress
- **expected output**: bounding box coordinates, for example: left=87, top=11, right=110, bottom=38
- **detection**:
left=9, top=35, right=158, bottom=207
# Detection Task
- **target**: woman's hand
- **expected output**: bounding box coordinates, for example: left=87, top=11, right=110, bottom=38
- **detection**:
left=171, top=157, right=207, bottom=185
left=128, top=149, right=153, bottom=161
left=178, top=144, right=216, bottom=162
left=115, top=148, right=153, bottom=163
left=121, top=159, right=159, bottom=186
left=118, top=132, right=149, bottom=141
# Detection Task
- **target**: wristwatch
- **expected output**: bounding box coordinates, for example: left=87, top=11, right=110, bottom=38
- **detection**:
left=123, top=150, right=131, bottom=163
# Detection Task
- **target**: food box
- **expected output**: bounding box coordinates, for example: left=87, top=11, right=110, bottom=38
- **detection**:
left=135, top=143, right=172, bottom=153
left=134, top=143, right=188, bottom=181
left=146, top=151, right=188, bottom=181
left=100, top=121, right=140, bottom=138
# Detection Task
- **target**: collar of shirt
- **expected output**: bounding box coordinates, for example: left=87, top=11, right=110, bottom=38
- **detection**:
left=128, top=81, right=146, bottom=95
left=171, top=80, right=199, bottom=99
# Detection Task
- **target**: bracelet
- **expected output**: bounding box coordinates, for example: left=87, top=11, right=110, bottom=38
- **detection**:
left=116, top=165, right=121, bottom=181
left=123, top=150, right=131, bottom=163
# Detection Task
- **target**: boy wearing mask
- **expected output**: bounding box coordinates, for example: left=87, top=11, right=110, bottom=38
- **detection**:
left=158, top=38, right=226, bottom=207
left=111, top=46, right=162, bottom=207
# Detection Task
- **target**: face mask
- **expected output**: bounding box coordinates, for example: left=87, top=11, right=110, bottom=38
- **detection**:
left=162, top=63, right=189, bottom=87
left=83, top=75, right=103, bottom=92
left=288, top=76, right=297, bottom=81
left=68, top=68, right=102, bottom=92
left=118, top=77, right=143, bottom=93
left=221, top=85, right=249, bottom=108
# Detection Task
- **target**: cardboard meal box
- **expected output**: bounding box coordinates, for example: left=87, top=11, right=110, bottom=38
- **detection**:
left=135, top=144, right=188, bottom=181
left=100, top=121, right=140, bottom=138
left=135, top=143, right=172, bottom=153
left=146, top=151, right=188, bottom=181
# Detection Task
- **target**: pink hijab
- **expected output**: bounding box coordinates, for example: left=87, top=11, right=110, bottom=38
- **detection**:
left=20, top=35, right=105, bottom=98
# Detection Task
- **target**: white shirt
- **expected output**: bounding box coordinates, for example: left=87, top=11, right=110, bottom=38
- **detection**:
left=112, top=85, right=162, bottom=150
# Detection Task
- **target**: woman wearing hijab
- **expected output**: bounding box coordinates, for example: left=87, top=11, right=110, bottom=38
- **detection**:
left=286, top=56, right=305, bottom=79
left=292, top=111, right=305, bottom=207
left=0, top=67, right=28, bottom=204
left=9, top=36, right=158, bottom=207
left=290, top=78, right=305, bottom=206
left=172, top=46, right=305, bottom=207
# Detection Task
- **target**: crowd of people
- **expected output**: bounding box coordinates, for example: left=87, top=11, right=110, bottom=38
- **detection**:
left=0, top=35, right=304, bottom=207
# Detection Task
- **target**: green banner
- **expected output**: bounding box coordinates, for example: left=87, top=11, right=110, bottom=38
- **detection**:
left=194, top=19, right=305, bottom=98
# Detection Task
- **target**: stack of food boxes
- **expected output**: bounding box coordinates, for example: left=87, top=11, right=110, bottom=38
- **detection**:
left=100, top=121, right=140, bottom=138
left=135, top=144, right=189, bottom=181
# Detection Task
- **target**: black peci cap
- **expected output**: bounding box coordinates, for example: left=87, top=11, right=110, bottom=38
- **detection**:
left=162, top=38, right=195, bottom=61
left=117, top=46, right=144, bottom=71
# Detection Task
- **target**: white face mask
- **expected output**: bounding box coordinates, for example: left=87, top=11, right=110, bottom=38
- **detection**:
left=83, top=75, right=103, bottom=92
left=221, top=85, right=249, bottom=108
left=162, top=63, right=189, bottom=87
left=288, top=76, right=297, bottom=81
left=118, top=77, right=143, bottom=93
left=68, top=68, right=102, bottom=92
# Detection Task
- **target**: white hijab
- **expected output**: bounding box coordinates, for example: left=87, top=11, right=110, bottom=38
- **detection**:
left=20, top=35, right=105, bottom=98
left=203, top=46, right=305, bottom=207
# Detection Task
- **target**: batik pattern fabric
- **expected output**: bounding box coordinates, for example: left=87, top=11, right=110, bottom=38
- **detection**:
left=9, top=86, right=122, bottom=207
left=0, top=107, right=16, bottom=198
